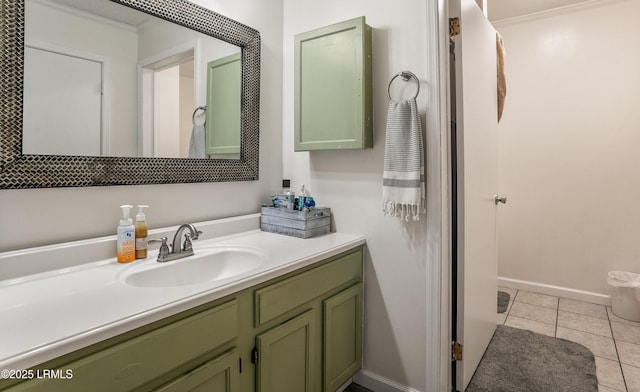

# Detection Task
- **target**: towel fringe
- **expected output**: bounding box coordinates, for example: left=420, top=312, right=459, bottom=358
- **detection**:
left=383, top=200, right=425, bottom=222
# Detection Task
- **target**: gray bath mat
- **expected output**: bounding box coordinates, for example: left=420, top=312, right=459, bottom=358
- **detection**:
left=466, top=325, right=598, bottom=392
left=497, top=291, right=510, bottom=313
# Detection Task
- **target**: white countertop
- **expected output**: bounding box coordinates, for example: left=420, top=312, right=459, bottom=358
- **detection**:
left=0, top=229, right=365, bottom=371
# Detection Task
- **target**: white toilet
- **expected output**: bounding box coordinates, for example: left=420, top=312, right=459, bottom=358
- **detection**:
left=609, top=271, right=640, bottom=322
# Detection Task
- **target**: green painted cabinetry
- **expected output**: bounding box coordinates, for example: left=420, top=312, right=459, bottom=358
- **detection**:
left=5, top=300, right=239, bottom=392
left=1, top=247, right=363, bottom=392
left=294, top=17, right=373, bottom=151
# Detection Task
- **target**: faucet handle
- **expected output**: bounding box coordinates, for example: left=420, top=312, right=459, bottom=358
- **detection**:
left=183, top=233, right=194, bottom=252
left=148, top=237, right=170, bottom=262
left=183, top=228, right=202, bottom=250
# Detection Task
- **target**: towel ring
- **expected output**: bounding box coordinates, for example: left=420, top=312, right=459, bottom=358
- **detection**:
left=192, top=106, right=206, bottom=125
left=387, top=71, right=420, bottom=101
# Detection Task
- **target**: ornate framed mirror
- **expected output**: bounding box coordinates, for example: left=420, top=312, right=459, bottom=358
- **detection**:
left=0, top=0, right=260, bottom=189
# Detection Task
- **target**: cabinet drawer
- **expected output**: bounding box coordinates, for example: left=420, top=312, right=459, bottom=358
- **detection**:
left=10, top=300, right=238, bottom=392
left=255, top=249, right=362, bottom=326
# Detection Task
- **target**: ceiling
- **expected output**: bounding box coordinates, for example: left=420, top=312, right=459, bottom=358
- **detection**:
left=51, top=0, right=598, bottom=24
left=487, top=0, right=593, bottom=21
left=48, top=0, right=153, bottom=26
left=49, top=0, right=594, bottom=26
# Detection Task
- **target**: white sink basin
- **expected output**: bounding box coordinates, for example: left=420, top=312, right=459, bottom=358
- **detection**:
left=123, top=247, right=266, bottom=288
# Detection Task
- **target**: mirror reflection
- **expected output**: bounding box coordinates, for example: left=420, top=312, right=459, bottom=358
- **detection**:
left=23, top=0, right=241, bottom=159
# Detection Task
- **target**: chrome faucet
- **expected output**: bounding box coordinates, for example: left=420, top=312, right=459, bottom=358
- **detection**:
left=148, top=224, right=202, bottom=262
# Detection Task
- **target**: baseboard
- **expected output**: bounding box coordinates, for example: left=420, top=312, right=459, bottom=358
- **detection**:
left=336, top=378, right=353, bottom=392
left=353, top=369, right=423, bottom=392
left=498, top=276, right=611, bottom=306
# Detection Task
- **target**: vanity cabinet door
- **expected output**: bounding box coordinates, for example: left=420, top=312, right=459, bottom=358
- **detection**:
left=323, top=283, right=362, bottom=392
left=254, top=310, right=316, bottom=392
left=154, top=348, right=239, bottom=392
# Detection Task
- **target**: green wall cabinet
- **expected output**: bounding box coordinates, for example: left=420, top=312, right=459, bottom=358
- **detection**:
left=1, top=247, right=363, bottom=392
left=206, top=52, right=241, bottom=156
left=294, top=17, right=373, bottom=151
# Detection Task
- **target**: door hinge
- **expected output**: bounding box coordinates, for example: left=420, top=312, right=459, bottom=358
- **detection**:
left=452, top=341, right=463, bottom=361
left=251, top=347, right=259, bottom=364
left=449, top=17, right=460, bottom=37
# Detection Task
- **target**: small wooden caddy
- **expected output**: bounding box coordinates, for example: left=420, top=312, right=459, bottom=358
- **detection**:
left=260, top=206, right=331, bottom=238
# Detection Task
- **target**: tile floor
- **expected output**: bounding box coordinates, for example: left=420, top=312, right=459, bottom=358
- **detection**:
left=498, top=287, right=640, bottom=392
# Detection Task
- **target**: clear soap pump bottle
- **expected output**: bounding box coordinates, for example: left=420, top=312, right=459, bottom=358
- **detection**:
left=117, top=205, right=135, bottom=263
left=297, top=184, right=307, bottom=210
left=135, top=205, right=149, bottom=259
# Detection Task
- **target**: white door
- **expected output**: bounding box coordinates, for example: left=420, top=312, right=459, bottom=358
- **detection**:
left=22, top=46, right=103, bottom=156
left=451, top=0, right=499, bottom=390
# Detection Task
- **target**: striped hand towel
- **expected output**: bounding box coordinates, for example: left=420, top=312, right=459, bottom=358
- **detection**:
left=382, top=99, right=425, bottom=221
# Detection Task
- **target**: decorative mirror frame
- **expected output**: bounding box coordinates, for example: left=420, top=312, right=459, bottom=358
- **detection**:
left=0, top=0, right=260, bottom=189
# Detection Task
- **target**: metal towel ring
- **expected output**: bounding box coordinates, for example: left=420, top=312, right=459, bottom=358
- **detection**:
left=387, top=71, right=420, bottom=101
left=192, top=106, right=206, bottom=124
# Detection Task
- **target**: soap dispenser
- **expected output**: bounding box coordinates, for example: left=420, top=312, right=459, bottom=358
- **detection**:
left=135, top=205, right=149, bottom=259
left=278, top=179, right=294, bottom=209
left=297, top=184, right=307, bottom=211
left=117, top=205, right=135, bottom=263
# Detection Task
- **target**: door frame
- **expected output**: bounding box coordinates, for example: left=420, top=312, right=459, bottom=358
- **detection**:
left=138, top=40, right=200, bottom=157
left=448, top=39, right=460, bottom=390
left=420, top=0, right=454, bottom=391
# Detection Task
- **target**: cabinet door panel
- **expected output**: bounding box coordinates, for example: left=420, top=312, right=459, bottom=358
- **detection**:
left=294, top=16, right=373, bottom=151
left=205, top=52, right=241, bottom=155
left=256, top=310, right=316, bottom=392
left=155, top=348, right=239, bottom=392
left=323, top=284, right=362, bottom=391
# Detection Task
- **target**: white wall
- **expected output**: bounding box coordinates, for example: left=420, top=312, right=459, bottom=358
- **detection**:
left=179, top=70, right=195, bottom=158
left=155, top=67, right=181, bottom=157
left=282, top=1, right=439, bottom=390
left=0, top=0, right=283, bottom=252
left=496, top=0, right=640, bottom=296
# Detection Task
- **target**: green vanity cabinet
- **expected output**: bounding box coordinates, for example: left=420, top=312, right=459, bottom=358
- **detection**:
left=251, top=248, right=363, bottom=392
left=3, top=300, right=239, bottom=392
left=1, top=247, right=363, bottom=392
left=294, top=17, right=373, bottom=151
